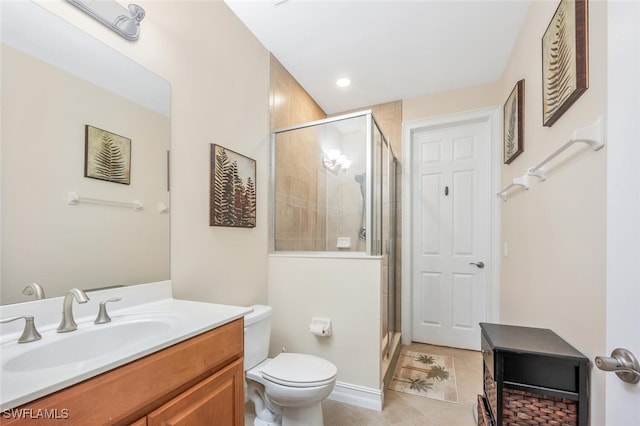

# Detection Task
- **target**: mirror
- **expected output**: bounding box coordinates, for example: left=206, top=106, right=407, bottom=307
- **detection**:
left=0, top=1, right=171, bottom=304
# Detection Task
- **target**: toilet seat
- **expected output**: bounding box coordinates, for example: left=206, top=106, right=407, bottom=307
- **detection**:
left=261, top=353, right=337, bottom=388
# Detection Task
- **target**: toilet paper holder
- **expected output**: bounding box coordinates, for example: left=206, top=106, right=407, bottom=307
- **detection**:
left=309, top=317, right=332, bottom=337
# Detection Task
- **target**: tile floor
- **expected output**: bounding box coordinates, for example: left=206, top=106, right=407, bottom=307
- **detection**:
left=246, top=343, right=483, bottom=426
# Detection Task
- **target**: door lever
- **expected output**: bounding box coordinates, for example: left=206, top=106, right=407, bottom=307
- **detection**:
left=469, top=261, right=485, bottom=269
left=595, top=348, right=640, bottom=384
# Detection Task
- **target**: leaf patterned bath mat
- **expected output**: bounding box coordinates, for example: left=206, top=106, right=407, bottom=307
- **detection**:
left=388, top=350, right=458, bottom=403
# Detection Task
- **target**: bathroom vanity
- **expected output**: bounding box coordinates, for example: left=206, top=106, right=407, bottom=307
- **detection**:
left=0, top=282, right=250, bottom=425
left=3, top=320, right=244, bottom=425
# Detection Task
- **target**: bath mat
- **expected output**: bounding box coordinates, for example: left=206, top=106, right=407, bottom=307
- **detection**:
left=388, top=350, right=458, bottom=403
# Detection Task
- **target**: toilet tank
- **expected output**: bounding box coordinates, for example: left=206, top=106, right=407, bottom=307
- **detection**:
left=244, top=304, right=272, bottom=371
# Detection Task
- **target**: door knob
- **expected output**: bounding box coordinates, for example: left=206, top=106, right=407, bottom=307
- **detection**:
left=595, top=348, right=640, bottom=384
left=469, top=261, right=485, bottom=269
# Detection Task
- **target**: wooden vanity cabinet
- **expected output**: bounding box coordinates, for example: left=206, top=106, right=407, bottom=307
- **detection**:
left=147, top=358, right=244, bottom=426
left=3, top=319, right=245, bottom=426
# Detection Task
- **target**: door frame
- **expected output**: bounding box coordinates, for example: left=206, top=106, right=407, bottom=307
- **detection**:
left=401, top=107, right=501, bottom=345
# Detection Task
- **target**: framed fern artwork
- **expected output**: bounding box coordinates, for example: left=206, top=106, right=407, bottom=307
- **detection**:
left=503, top=80, right=525, bottom=164
left=542, top=0, right=588, bottom=127
left=84, top=125, right=131, bottom=185
left=210, top=144, right=256, bottom=228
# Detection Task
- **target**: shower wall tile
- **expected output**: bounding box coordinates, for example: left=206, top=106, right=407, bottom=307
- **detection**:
left=299, top=239, right=314, bottom=252
left=275, top=238, right=296, bottom=251
left=270, top=54, right=326, bottom=248
left=270, top=55, right=325, bottom=130
left=275, top=201, right=300, bottom=239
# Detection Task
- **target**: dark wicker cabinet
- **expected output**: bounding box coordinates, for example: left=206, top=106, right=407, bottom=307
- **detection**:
left=478, top=323, right=589, bottom=426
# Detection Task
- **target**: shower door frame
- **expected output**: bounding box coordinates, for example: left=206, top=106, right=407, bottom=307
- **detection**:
left=369, top=115, right=399, bottom=360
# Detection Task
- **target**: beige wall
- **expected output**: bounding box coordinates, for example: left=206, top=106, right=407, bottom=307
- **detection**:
left=499, top=2, right=607, bottom=423
left=403, top=81, right=503, bottom=123
left=1, top=44, right=170, bottom=303
left=36, top=0, right=272, bottom=307
left=403, top=2, right=607, bottom=424
left=268, top=255, right=382, bottom=391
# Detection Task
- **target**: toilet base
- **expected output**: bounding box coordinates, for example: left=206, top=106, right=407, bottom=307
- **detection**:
left=251, top=401, right=324, bottom=426
left=253, top=417, right=281, bottom=426
left=281, top=403, right=323, bottom=426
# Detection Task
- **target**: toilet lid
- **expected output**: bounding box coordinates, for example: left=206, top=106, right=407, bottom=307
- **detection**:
left=261, top=353, right=337, bottom=388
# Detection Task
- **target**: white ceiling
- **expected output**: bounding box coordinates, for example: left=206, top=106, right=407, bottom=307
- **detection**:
left=225, top=0, right=531, bottom=115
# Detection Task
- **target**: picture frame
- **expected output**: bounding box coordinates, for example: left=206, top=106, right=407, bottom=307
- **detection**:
left=504, top=79, right=525, bottom=164
left=542, top=0, right=589, bottom=127
left=84, top=125, right=131, bottom=185
left=210, top=144, right=256, bottom=228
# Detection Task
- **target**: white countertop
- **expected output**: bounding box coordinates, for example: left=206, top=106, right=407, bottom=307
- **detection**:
left=0, top=281, right=252, bottom=410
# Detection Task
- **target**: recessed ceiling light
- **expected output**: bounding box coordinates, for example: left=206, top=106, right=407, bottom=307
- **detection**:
left=336, top=78, right=351, bottom=88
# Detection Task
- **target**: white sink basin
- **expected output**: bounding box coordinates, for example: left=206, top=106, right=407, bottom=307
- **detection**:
left=3, top=318, right=175, bottom=372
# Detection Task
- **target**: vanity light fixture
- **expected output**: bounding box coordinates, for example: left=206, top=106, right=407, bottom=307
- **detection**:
left=66, top=0, right=145, bottom=41
left=322, top=149, right=352, bottom=174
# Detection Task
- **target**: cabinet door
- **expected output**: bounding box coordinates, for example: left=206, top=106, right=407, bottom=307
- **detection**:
left=148, top=358, right=244, bottom=426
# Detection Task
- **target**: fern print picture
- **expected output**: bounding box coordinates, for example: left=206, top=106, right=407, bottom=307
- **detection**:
left=210, top=144, right=256, bottom=228
left=542, top=0, right=588, bottom=127
left=503, top=80, right=524, bottom=164
left=84, top=125, right=131, bottom=185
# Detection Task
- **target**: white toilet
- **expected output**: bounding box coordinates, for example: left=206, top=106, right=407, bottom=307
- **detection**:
left=244, top=305, right=337, bottom=426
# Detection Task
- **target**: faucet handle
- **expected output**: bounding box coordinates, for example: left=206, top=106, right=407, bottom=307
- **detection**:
left=0, top=315, right=42, bottom=343
left=22, top=283, right=46, bottom=300
left=95, top=298, right=122, bottom=324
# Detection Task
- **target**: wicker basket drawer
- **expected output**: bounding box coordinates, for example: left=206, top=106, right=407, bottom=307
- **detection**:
left=502, top=388, right=578, bottom=426
left=477, top=394, right=495, bottom=426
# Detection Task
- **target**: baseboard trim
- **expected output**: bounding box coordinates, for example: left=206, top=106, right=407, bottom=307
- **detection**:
left=328, top=381, right=384, bottom=411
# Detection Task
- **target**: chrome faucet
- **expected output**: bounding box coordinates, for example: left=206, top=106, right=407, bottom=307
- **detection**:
left=57, top=288, right=90, bottom=333
left=22, top=283, right=46, bottom=300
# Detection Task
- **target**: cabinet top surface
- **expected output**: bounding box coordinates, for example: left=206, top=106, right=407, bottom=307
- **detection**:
left=480, top=322, right=587, bottom=360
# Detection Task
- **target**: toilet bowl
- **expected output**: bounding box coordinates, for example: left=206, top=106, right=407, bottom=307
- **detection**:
left=244, top=305, right=337, bottom=426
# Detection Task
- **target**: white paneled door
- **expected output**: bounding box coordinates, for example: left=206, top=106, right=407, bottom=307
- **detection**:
left=411, top=119, right=491, bottom=350
left=604, top=2, right=640, bottom=423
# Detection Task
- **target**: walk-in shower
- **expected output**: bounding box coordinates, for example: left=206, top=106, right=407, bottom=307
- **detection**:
left=270, top=110, right=397, bottom=257
left=270, top=110, right=401, bottom=373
